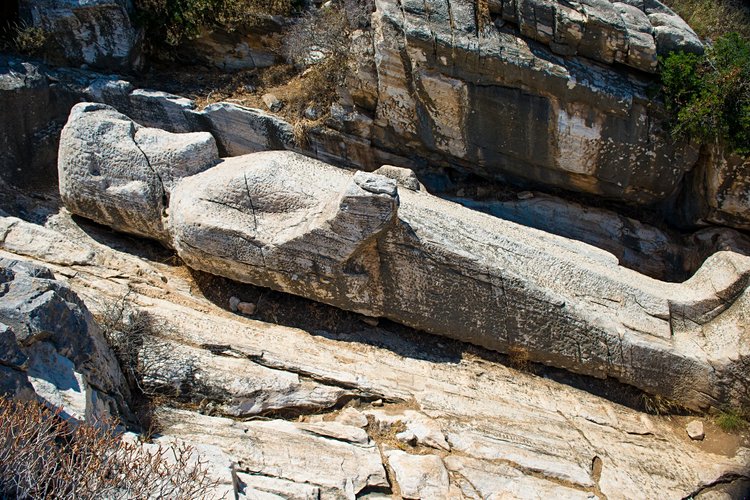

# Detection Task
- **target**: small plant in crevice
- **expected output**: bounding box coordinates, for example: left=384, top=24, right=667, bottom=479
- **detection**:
left=97, top=292, right=200, bottom=430
left=0, top=397, right=219, bottom=499
left=639, top=393, right=686, bottom=416
left=134, top=0, right=304, bottom=55
left=0, top=21, right=48, bottom=56
left=99, top=292, right=153, bottom=394
left=715, top=408, right=748, bottom=432
left=507, top=345, right=532, bottom=372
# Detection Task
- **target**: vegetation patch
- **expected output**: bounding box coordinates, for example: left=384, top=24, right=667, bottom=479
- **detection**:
left=715, top=408, right=748, bottom=432
left=0, top=397, right=217, bottom=499
left=662, top=0, right=750, bottom=41
left=0, top=21, right=48, bottom=56
left=660, top=32, right=750, bottom=156
left=134, top=0, right=302, bottom=53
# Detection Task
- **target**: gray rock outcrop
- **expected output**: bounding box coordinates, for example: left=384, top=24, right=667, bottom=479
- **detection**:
left=359, top=0, right=701, bottom=206
left=56, top=107, right=750, bottom=410
left=0, top=57, right=84, bottom=189
left=488, top=0, right=702, bottom=72
left=0, top=257, right=132, bottom=422
left=19, top=0, right=142, bottom=71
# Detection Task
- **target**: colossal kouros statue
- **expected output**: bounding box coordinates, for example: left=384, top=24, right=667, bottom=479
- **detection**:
left=59, top=103, right=750, bottom=410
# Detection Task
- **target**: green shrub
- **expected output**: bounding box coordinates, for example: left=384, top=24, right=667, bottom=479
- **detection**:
left=715, top=408, right=748, bottom=432
left=135, top=0, right=302, bottom=51
left=660, top=33, right=750, bottom=155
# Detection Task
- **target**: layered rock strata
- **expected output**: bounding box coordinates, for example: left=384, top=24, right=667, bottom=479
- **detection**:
left=0, top=210, right=747, bottom=498
left=359, top=0, right=701, bottom=205
left=58, top=104, right=750, bottom=410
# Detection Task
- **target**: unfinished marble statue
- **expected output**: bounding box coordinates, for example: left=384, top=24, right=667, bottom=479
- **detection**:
left=59, top=103, right=750, bottom=410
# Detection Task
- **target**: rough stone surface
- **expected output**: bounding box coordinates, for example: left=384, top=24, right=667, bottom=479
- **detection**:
left=453, top=193, right=750, bottom=282
left=19, top=0, right=142, bottom=71
left=56, top=140, right=750, bottom=409
left=682, top=146, right=750, bottom=231
left=686, top=420, right=705, bottom=441
left=0, top=57, right=84, bottom=189
left=0, top=210, right=748, bottom=499
left=154, top=150, right=750, bottom=410
left=498, top=0, right=702, bottom=72
left=373, top=165, right=422, bottom=191
left=445, top=455, right=596, bottom=499
left=158, top=409, right=389, bottom=499
left=0, top=257, right=131, bottom=421
left=386, top=449, right=450, bottom=499
left=193, top=103, right=297, bottom=157
left=363, top=0, right=701, bottom=206
left=177, top=27, right=279, bottom=71
left=58, top=103, right=218, bottom=242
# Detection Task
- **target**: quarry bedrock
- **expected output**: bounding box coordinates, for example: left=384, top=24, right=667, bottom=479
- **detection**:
left=58, top=103, right=750, bottom=411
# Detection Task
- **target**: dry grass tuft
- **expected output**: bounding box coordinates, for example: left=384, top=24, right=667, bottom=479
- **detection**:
left=0, top=397, right=218, bottom=499
left=507, top=345, right=531, bottom=372
left=662, top=0, right=750, bottom=41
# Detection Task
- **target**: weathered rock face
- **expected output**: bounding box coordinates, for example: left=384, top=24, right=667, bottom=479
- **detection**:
left=58, top=103, right=219, bottom=242
left=176, top=24, right=281, bottom=71
left=19, top=0, right=142, bottom=71
left=56, top=105, right=750, bottom=410
left=680, top=146, right=750, bottom=231
left=0, top=257, right=132, bottom=422
left=0, top=57, right=84, bottom=189
left=454, top=193, right=750, bottom=281
left=194, top=103, right=297, bottom=157
left=358, top=0, right=701, bottom=206
left=487, top=0, right=702, bottom=72
left=0, top=207, right=748, bottom=499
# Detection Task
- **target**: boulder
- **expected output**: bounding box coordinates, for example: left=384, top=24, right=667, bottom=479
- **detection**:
left=0, top=258, right=132, bottom=421
left=58, top=103, right=219, bottom=243
left=193, top=103, right=297, bottom=157
left=18, top=0, right=142, bottom=71
left=56, top=139, right=750, bottom=409
left=385, top=450, right=450, bottom=499
left=649, top=12, right=704, bottom=56
left=686, top=420, right=705, bottom=441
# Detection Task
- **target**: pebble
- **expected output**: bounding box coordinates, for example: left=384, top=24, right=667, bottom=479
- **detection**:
left=237, top=302, right=256, bottom=315
left=262, top=93, right=283, bottom=112
left=229, top=296, right=241, bottom=312
left=361, top=316, right=379, bottom=327
left=396, top=430, right=417, bottom=445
